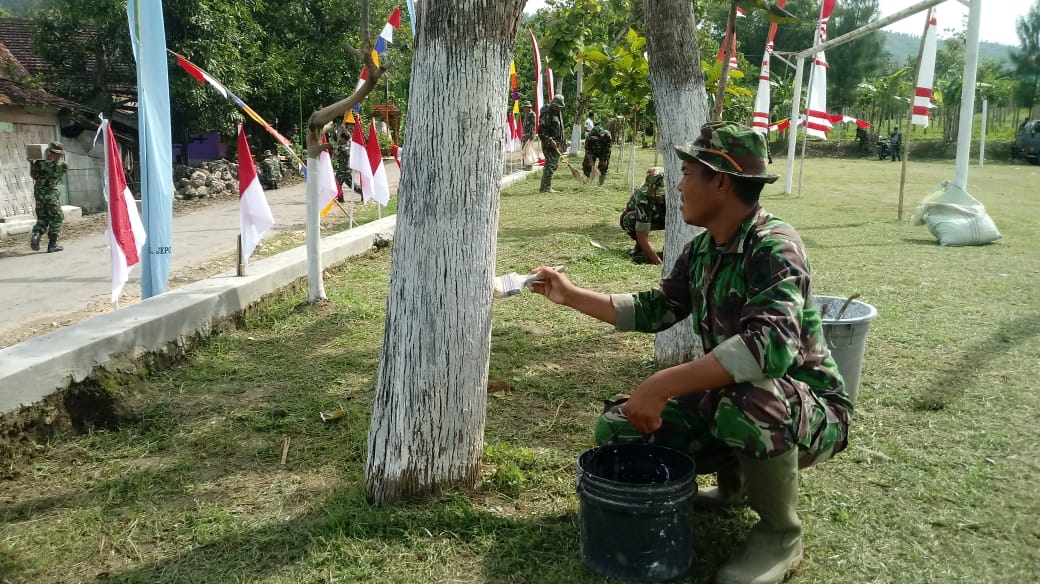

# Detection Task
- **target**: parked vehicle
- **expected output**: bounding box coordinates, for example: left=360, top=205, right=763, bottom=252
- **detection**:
left=876, top=138, right=892, bottom=161
left=1011, top=120, right=1040, bottom=165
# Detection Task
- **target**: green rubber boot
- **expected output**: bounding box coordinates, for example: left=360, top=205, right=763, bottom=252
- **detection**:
left=716, top=449, right=802, bottom=584
left=30, top=232, right=41, bottom=251
left=695, top=456, right=745, bottom=507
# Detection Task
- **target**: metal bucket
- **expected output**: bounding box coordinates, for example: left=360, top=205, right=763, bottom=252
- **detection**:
left=814, top=295, right=878, bottom=404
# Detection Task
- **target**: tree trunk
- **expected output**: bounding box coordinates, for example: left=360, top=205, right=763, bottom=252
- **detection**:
left=365, top=0, right=525, bottom=505
left=645, top=0, right=707, bottom=367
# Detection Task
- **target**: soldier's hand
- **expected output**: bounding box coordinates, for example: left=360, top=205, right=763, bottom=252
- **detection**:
left=623, top=375, right=671, bottom=434
left=528, top=266, right=574, bottom=305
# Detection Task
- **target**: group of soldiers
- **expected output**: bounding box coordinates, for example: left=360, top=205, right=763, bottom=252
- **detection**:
left=518, top=97, right=664, bottom=266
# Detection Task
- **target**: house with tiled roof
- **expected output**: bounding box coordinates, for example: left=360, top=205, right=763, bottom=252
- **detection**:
left=0, top=18, right=138, bottom=233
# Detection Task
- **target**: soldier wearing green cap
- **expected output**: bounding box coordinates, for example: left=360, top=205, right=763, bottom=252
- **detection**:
left=620, top=166, right=666, bottom=264
left=530, top=121, right=851, bottom=584
left=29, top=141, right=68, bottom=252
left=537, top=95, right=566, bottom=192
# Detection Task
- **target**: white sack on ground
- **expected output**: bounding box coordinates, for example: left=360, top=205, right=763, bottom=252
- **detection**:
left=911, top=181, right=1001, bottom=246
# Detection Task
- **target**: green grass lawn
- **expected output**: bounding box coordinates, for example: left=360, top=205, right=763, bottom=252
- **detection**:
left=2, top=150, right=1039, bottom=583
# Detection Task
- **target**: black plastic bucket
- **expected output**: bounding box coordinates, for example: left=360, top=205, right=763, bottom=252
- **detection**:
left=576, top=444, right=697, bottom=582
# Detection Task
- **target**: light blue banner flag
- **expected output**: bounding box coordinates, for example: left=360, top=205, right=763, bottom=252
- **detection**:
left=127, top=0, right=173, bottom=298
left=405, top=0, right=416, bottom=37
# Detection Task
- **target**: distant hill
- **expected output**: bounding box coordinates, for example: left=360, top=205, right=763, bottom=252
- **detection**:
left=881, top=30, right=1014, bottom=67
left=0, top=0, right=40, bottom=17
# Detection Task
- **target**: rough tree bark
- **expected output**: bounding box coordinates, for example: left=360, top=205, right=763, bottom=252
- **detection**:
left=365, top=0, right=525, bottom=505
left=645, top=0, right=708, bottom=367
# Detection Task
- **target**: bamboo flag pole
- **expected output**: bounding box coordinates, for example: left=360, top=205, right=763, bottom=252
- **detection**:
left=898, top=7, right=933, bottom=221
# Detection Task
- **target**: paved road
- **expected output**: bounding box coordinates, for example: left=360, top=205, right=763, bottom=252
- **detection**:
left=0, top=163, right=399, bottom=348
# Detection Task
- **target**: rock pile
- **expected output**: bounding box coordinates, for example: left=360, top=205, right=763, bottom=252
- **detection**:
left=173, top=160, right=239, bottom=200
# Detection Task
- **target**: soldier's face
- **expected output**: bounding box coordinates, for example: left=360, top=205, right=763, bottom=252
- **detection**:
left=678, top=160, right=723, bottom=227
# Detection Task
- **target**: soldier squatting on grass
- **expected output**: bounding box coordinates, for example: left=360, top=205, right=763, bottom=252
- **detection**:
left=530, top=121, right=853, bottom=584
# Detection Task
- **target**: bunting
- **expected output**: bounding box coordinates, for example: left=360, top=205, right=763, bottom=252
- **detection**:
left=751, top=0, right=787, bottom=134
left=912, top=16, right=938, bottom=127
left=804, top=0, right=837, bottom=139
left=172, top=51, right=302, bottom=170
left=350, top=8, right=402, bottom=115
left=237, top=122, right=275, bottom=263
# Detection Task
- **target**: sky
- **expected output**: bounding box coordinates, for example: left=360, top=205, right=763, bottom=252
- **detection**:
left=523, top=0, right=1035, bottom=45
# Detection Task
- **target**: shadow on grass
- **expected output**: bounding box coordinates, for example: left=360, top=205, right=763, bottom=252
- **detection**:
left=912, top=313, right=1040, bottom=411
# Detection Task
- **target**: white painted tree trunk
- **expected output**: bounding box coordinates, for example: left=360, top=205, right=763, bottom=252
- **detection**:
left=645, top=0, right=708, bottom=367
left=365, top=0, right=525, bottom=505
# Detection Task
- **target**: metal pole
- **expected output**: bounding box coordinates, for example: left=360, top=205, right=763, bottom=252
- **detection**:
left=237, top=235, right=245, bottom=277
left=954, top=0, right=982, bottom=190
left=784, top=56, right=805, bottom=195
left=979, top=99, right=988, bottom=167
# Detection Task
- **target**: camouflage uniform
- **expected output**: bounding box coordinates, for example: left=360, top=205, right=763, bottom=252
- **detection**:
left=582, top=124, right=612, bottom=183
left=596, top=122, right=852, bottom=469
left=520, top=106, right=536, bottom=144
left=335, top=141, right=353, bottom=190
left=606, top=115, right=626, bottom=145
left=30, top=156, right=67, bottom=240
left=537, top=95, right=566, bottom=192
left=258, top=151, right=282, bottom=190
left=619, top=167, right=666, bottom=239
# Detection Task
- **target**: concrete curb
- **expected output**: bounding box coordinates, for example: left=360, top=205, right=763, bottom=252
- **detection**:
left=0, top=166, right=535, bottom=418
left=0, top=216, right=396, bottom=415
left=0, top=206, right=83, bottom=241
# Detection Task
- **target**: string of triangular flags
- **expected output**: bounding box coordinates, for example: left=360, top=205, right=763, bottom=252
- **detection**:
left=171, top=50, right=304, bottom=171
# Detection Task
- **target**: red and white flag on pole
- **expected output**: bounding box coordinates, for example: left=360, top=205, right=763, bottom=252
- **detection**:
left=913, top=16, right=938, bottom=127
left=530, top=30, right=543, bottom=130
left=752, top=0, right=786, bottom=134
left=367, top=119, right=391, bottom=206
left=805, top=0, right=836, bottom=139
left=237, top=123, right=275, bottom=263
left=349, top=120, right=373, bottom=202
left=101, top=116, right=146, bottom=303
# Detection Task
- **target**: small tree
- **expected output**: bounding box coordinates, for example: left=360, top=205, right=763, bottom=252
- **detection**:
left=1011, top=0, right=1040, bottom=115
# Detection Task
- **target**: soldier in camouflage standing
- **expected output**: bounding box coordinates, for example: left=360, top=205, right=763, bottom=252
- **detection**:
left=530, top=121, right=852, bottom=584
left=619, top=166, right=666, bottom=265
left=582, top=122, right=612, bottom=185
left=29, top=141, right=67, bottom=253
left=537, top=95, right=566, bottom=193
left=519, top=101, right=536, bottom=170
left=335, top=132, right=353, bottom=203
left=258, top=150, right=282, bottom=190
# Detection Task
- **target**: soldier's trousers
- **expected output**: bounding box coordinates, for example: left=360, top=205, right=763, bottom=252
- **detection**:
left=582, top=153, right=609, bottom=177
left=594, top=377, right=850, bottom=469
left=32, top=193, right=63, bottom=236
left=539, top=139, right=560, bottom=190
left=620, top=212, right=665, bottom=240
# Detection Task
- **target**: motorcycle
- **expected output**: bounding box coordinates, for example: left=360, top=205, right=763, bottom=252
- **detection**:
left=876, top=139, right=891, bottom=161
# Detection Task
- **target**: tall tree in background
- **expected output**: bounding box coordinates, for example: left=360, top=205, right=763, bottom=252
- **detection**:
left=365, top=0, right=525, bottom=505
left=1011, top=0, right=1040, bottom=114
left=643, top=0, right=708, bottom=366
left=32, top=0, right=135, bottom=113
left=826, top=0, right=884, bottom=109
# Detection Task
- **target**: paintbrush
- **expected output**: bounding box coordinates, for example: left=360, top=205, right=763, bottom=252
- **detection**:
left=493, top=265, right=566, bottom=298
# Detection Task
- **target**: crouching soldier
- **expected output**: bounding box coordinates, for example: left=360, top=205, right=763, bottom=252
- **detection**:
left=620, top=167, right=667, bottom=265
left=583, top=123, right=612, bottom=185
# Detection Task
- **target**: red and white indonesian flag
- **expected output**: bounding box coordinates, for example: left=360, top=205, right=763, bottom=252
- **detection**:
left=237, top=123, right=275, bottom=263
left=101, top=117, right=146, bottom=303
left=366, top=119, right=391, bottom=206
left=805, top=0, right=836, bottom=139
left=348, top=120, right=373, bottom=202
left=752, top=0, right=786, bottom=135
left=530, top=30, right=543, bottom=130
left=913, top=16, right=938, bottom=127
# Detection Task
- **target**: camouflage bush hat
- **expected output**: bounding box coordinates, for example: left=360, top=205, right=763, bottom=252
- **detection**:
left=48, top=141, right=64, bottom=155
left=645, top=166, right=665, bottom=185
left=263, top=150, right=272, bottom=156
left=521, top=101, right=533, bottom=108
left=675, top=121, right=778, bottom=184
left=550, top=95, right=565, bottom=107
